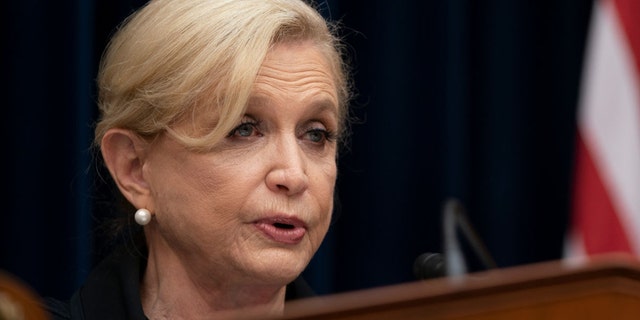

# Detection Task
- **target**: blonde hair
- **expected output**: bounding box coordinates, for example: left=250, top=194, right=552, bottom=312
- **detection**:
left=94, top=0, right=351, bottom=151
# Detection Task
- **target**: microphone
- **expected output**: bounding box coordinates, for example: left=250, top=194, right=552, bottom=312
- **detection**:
left=412, top=252, right=446, bottom=280
left=413, top=198, right=497, bottom=281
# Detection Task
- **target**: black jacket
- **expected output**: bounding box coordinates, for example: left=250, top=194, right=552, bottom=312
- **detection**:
left=44, top=246, right=315, bottom=319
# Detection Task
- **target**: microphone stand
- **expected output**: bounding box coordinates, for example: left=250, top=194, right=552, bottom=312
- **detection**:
left=443, top=198, right=498, bottom=282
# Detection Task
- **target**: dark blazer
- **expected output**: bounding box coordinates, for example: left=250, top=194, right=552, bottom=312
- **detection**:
left=44, top=245, right=316, bottom=319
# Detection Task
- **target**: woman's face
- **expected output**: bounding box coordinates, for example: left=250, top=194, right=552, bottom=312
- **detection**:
left=142, top=41, right=339, bottom=286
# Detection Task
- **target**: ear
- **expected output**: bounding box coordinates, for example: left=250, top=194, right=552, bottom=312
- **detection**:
left=100, top=128, right=152, bottom=211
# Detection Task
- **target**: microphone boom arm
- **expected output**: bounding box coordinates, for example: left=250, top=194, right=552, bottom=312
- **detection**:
left=443, top=198, right=498, bottom=280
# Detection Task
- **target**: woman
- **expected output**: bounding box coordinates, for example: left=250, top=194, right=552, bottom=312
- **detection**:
left=45, top=0, right=352, bottom=318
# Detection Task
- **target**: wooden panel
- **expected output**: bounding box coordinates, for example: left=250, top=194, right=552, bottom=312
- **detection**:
left=0, top=270, right=49, bottom=320
left=281, top=254, right=640, bottom=320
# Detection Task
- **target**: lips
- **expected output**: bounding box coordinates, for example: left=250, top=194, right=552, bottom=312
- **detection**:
left=254, top=216, right=307, bottom=244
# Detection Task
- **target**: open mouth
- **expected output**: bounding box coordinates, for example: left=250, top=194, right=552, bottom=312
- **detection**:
left=254, top=217, right=306, bottom=244
left=274, top=222, right=295, bottom=229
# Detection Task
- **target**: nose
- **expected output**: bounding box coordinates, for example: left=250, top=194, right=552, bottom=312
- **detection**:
left=265, top=136, right=309, bottom=196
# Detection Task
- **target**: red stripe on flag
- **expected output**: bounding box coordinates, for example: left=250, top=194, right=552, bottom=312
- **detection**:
left=613, top=0, right=640, bottom=76
left=572, top=133, right=632, bottom=254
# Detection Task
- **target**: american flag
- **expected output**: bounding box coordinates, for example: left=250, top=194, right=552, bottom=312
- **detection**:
left=567, top=0, right=640, bottom=258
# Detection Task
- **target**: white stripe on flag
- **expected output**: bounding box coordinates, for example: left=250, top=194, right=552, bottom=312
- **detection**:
left=577, top=0, right=640, bottom=254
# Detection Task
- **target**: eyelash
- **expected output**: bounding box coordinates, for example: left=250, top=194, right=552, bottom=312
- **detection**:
left=307, top=128, right=337, bottom=144
left=227, top=119, right=262, bottom=138
left=226, top=118, right=337, bottom=144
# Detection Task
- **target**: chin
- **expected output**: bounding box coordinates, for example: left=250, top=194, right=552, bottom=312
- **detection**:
left=249, top=248, right=311, bottom=283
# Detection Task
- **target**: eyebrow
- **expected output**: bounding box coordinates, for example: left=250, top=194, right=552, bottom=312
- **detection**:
left=247, top=95, right=339, bottom=116
left=307, top=98, right=339, bottom=117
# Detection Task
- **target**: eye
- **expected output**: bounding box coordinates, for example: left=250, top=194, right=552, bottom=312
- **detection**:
left=304, top=128, right=336, bottom=144
left=228, top=119, right=261, bottom=138
left=235, top=123, right=255, bottom=137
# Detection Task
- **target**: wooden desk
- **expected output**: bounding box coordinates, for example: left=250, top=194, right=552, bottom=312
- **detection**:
left=282, top=254, right=640, bottom=319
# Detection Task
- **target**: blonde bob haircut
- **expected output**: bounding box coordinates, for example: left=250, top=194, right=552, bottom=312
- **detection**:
left=94, top=0, right=351, bottom=151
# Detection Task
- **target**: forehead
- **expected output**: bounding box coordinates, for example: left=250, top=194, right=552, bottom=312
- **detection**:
left=253, top=41, right=338, bottom=103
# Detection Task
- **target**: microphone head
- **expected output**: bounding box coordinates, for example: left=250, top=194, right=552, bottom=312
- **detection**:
left=413, top=252, right=446, bottom=280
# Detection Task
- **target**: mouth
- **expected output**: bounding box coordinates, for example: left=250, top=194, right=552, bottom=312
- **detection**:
left=253, top=216, right=307, bottom=245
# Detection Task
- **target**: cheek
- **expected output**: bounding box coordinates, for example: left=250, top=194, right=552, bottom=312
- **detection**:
left=317, top=161, right=338, bottom=203
left=146, top=154, right=243, bottom=220
left=148, top=164, right=253, bottom=252
left=314, top=162, right=337, bottom=227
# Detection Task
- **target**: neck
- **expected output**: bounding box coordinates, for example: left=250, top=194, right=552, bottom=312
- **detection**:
left=140, top=233, right=287, bottom=319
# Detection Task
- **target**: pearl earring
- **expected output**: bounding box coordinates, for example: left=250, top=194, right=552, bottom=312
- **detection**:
left=134, top=208, right=152, bottom=226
